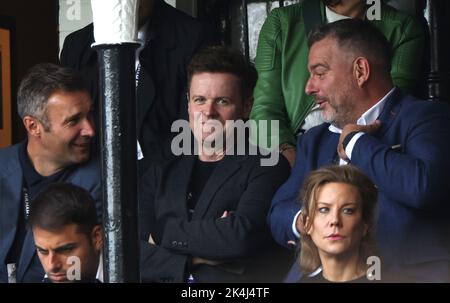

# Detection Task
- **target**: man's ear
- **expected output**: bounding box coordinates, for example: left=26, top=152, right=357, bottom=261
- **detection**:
left=23, top=116, right=42, bottom=137
left=353, top=57, right=370, bottom=87
left=242, top=97, right=253, bottom=119
left=91, top=225, right=103, bottom=251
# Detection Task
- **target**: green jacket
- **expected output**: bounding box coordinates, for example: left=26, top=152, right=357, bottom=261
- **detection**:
left=250, top=1, right=425, bottom=148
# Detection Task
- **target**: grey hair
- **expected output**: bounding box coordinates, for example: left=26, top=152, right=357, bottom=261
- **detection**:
left=17, top=63, right=87, bottom=130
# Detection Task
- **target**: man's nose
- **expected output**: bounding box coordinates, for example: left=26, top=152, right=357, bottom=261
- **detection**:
left=305, top=77, right=317, bottom=96
left=48, top=253, right=62, bottom=273
left=81, top=118, right=95, bottom=137
left=202, top=101, right=218, bottom=118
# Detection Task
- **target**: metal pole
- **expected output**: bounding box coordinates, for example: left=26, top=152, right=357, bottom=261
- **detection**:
left=94, top=43, right=140, bottom=282
left=424, top=0, right=450, bottom=102
left=242, top=0, right=250, bottom=61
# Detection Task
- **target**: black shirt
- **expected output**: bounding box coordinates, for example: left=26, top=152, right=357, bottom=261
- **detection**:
left=186, top=157, right=221, bottom=220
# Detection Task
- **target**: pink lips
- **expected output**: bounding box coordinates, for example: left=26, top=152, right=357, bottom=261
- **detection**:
left=327, top=234, right=344, bottom=241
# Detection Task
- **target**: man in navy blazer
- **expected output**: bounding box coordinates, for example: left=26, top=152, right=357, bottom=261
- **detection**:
left=268, top=19, right=450, bottom=282
left=0, top=63, right=101, bottom=283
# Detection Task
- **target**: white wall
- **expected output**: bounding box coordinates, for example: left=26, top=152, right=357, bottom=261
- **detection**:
left=59, top=0, right=93, bottom=54
left=58, top=0, right=185, bottom=55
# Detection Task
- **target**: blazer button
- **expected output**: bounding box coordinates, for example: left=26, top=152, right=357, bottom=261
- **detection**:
left=172, top=241, right=178, bottom=247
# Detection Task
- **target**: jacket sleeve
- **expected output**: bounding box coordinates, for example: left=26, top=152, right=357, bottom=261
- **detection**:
left=351, top=102, right=450, bottom=210
left=389, top=15, right=426, bottom=94
left=250, top=9, right=296, bottom=148
left=138, top=165, right=188, bottom=282
left=159, top=157, right=290, bottom=260
left=267, top=135, right=305, bottom=247
left=140, top=241, right=188, bottom=283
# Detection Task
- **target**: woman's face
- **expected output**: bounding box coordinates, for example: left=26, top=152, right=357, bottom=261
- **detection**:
left=307, top=182, right=368, bottom=259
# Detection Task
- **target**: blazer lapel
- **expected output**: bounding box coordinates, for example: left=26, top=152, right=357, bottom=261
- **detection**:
left=375, top=88, right=403, bottom=137
left=164, top=156, right=196, bottom=219
left=136, top=65, right=156, bottom=132
left=0, top=161, right=23, bottom=270
left=16, top=230, right=36, bottom=282
left=136, top=1, right=177, bottom=134
left=192, top=156, right=242, bottom=219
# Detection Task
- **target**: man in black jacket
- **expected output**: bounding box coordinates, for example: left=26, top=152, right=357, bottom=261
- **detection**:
left=139, top=46, right=292, bottom=283
left=60, top=0, right=212, bottom=172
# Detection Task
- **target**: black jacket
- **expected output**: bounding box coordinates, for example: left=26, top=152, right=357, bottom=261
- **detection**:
left=139, top=151, right=292, bottom=283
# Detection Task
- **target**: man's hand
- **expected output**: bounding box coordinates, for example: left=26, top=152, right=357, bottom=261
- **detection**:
left=282, top=148, right=296, bottom=167
left=338, top=120, right=381, bottom=161
left=191, top=257, right=223, bottom=266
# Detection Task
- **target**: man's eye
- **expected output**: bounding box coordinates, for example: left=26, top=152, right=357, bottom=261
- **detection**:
left=193, top=98, right=205, bottom=104
left=216, top=98, right=229, bottom=105
left=318, top=207, right=329, bottom=214
left=37, top=248, right=48, bottom=255
left=315, top=73, right=324, bottom=79
left=67, top=118, right=79, bottom=126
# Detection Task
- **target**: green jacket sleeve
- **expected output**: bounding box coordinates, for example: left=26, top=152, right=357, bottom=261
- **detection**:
left=388, top=16, right=425, bottom=93
left=250, top=9, right=296, bottom=149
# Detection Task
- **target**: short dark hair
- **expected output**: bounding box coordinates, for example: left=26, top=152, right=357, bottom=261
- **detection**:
left=308, top=18, right=392, bottom=75
left=28, top=183, right=98, bottom=236
left=17, top=63, right=88, bottom=130
left=187, top=46, right=257, bottom=101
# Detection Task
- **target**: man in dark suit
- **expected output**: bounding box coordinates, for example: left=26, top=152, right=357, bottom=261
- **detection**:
left=268, top=19, right=450, bottom=282
left=60, top=0, right=212, bottom=172
left=0, top=63, right=101, bottom=283
left=139, top=46, right=291, bottom=283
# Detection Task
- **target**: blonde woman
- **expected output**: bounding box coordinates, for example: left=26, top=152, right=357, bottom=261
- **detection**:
left=297, top=165, right=378, bottom=282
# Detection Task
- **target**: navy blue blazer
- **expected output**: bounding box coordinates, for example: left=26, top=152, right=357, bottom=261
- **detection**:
left=0, top=143, right=102, bottom=283
left=268, top=89, right=450, bottom=282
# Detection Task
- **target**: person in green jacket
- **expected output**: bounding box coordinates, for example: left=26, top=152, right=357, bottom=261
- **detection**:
left=250, top=0, right=425, bottom=166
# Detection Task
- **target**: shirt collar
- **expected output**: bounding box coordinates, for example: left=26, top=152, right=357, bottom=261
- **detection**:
left=325, top=6, right=351, bottom=23
left=96, top=254, right=103, bottom=282
left=328, top=87, right=395, bottom=134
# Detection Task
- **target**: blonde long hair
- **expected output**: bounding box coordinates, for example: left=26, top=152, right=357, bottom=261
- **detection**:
left=298, top=165, right=378, bottom=275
